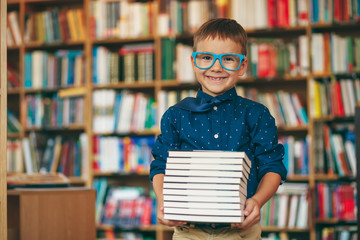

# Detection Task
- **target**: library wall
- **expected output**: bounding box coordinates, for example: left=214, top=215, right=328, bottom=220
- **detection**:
left=5, top=0, right=360, bottom=239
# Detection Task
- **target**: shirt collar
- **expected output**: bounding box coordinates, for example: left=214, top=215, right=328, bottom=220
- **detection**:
left=196, top=87, right=238, bottom=102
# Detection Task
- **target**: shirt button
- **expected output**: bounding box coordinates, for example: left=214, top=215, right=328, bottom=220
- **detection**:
left=213, top=106, right=217, bottom=110
left=214, top=134, right=219, bottom=139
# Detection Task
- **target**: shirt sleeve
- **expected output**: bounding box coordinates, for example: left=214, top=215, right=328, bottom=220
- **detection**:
left=150, top=108, right=180, bottom=181
left=249, top=106, right=287, bottom=183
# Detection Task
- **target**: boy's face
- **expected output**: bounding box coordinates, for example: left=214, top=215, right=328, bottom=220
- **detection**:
left=191, top=37, right=247, bottom=97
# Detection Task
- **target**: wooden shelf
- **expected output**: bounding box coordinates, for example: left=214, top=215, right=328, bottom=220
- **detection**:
left=25, top=125, right=86, bottom=131
left=93, top=37, right=155, bottom=45
left=312, top=116, right=355, bottom=123
left=97, top=224, right=158, bottom=232
left=286, top=175, right=310, bottom=182
left=240, top=75, right=308, bottom=83
left=93, top=82, right=156, bottom=90
left=93, top=171, right=149, bottom=178
left=262, top=226, right=310, bottom=232
left=24, top=41, right=84, bottom=49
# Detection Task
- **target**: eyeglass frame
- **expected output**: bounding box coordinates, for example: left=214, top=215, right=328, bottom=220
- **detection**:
left=192, top=52, right=246, bottom=71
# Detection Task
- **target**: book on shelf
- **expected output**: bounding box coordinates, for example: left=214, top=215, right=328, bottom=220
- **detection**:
left=7, top=63, right=20, bottom=89
left=7, top=110, right=22, bottom=133
left=7, top=139, right=24, bottom=173
left=7, top=11, right=21, bottom=46
left=163, top=150, right=250, bottom=223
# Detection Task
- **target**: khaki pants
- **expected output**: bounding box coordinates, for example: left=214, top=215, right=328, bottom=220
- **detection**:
left=173, top=223, right=262, bottom=240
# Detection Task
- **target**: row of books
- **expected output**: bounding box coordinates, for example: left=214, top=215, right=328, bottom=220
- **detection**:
left=261, top=183, right=309, bottom=229
left=158, top=0, right=227, bottom=36
left=310, top=0, right=360, bottom=24
left=279, top=136, right=309, bottom=176
left=314, top=123, right=356, bottom=177
left=101, top=187, right=156, bottom=228
left=93, top=136, right=155, bottom=173
left=161, top=40, right=196, bottom=82
left=237, top=87, right=309, bottom=127
left=316, top=182, right=356, bottom=220
left=318, top=226, right=358, bottom=240
left=93, top=179, right=157, bottom=227
left=7, top=110, right=22, bottom=134
left=311, top=34, right=360, bottom=74
left=22, top=132, right=88, bottom=177
left=6, top=11, right=21, bottom=46
left=90, top=1, right=155, bottom=39
left=25, top=94, right=84, bottom=128
left=25, top=7, right=85, bottom=43
left=247, top=37, right=309, bottom=78
left=310, top=77, right=360, bottom=118
left=24, top=50, right=85, bottom=89
left=93, top=44, right=154, bottom=85
left=262, top=232, right=301, bottom=240
left=232, top=0, right=308, bottom=30
left=92, top=90, right=156, bottom=134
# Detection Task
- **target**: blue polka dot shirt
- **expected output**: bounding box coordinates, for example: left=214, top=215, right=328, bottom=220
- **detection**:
left=150, top=87, right=287, bottom=199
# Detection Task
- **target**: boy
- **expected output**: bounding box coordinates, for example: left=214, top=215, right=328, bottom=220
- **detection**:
left=150, top=18, right=287, bottom=239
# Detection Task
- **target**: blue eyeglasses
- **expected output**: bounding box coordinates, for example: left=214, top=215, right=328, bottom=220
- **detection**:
left=192, top=52, right=245, bottom=71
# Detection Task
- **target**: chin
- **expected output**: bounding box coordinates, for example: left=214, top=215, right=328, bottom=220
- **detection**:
left=205, top=86, right=228, bottom=96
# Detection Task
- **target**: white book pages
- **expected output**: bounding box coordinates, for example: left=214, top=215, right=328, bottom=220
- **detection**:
left=164, top=214, right=244, bottom=223
left=163, top=195, right=245, bottom=204
left=163, top=201, right=243, bottom=210
left=164, top=207, right=243, bottom=216
left=163, top=176, right=244, bottom=184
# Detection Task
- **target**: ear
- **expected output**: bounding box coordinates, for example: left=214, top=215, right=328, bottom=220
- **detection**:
left=238, top=57, right=248, bottom=77
left=191, top=55, right=197, bottom=72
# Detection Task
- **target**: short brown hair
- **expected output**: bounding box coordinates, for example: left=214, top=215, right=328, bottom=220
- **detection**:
left=193, top=18, right=247, bottom=55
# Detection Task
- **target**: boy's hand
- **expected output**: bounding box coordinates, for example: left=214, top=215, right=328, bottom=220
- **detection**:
left=231, top=198, right=261, bottom=229
left=157, top=204, right=187, bottom=227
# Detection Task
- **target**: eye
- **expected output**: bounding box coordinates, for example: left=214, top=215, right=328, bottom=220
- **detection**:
left=223, top=55, right=236, bottom=62
left=197, top=53, right=213, bottom=61
left=202, top=55, right=213, bottom=61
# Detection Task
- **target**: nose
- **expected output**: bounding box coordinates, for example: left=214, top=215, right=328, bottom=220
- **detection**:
left=210, top=59, right=223, bottom=71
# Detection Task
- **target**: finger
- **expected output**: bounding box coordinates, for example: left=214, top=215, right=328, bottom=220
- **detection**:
left=231, top=223, right=243, bottom=228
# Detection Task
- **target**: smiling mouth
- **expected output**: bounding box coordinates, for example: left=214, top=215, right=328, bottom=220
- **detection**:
left=207, top=76, right=227, bottom=81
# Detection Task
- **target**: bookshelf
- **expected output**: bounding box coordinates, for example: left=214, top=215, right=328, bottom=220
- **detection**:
left=4, top=0, right=360, bottom=239
left=1, top=0, right=8, bottom=239
left=356, top=104, right=360, bottom=236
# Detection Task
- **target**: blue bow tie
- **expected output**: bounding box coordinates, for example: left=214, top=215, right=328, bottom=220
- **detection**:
left=175, top=96, right=231, bottom=112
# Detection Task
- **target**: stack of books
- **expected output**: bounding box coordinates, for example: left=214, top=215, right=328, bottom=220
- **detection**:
left=163, top=150, right=251, bottom=223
